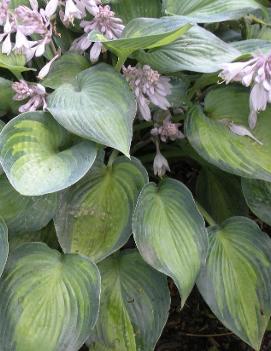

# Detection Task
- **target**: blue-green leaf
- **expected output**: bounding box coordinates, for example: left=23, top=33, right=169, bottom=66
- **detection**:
left=88, top=250, right=170, bottom=351
left=242, top=178, right=271, bottom=226
left=197, top=217, right=271, bottom=350
left=54, top=157, right=148, bottom=263
left=135, top=25, right=240, bottom=73
left=0, top=242, right=101, bottom=351
left=163, top=0, right=265, bottom=23
left=48, top=63, right=136, bottom=157
left=133, top=178, right=208, bottom=306
left=0, top=111, right=97, bottom=195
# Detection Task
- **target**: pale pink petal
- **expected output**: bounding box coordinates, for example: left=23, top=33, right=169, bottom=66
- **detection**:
left=45, top=0, right=59, bottom=17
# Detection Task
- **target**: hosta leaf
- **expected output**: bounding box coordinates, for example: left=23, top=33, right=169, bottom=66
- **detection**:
left=197, top=217, right=271, bottom=350
left=48, top=63, right=136, bottom=156
left=88, top=250, right=170, bottom=351
left=9, top=221, right=59, bottom=252
left=89, top=17, right=192, bottom=62
left=0, top=174, right=58, bottom=234
left=135, top=25, right=240, bottom=74
left=185, top=86, right=271, bottom=181
left=196, top=168, right=248, bottom=223
left=0, top=218, right=9, bottom=277
left=242, top=178, right=271, bottom=226
left=111, top=0, right=162, bottom=23
left=54, top=157, right=148, bottom=263
left=43, top=53, right=90, bottom=89
left=231, top=39, right=271, bottom=54
left=0, top=51, right=33, bottom=74
left=163, top=0, right=265, bottom=23
left=132, top=178, right=208, bottom=306
left=0, top=111, right=97, bottom=196
left=0, top=242, right=101, bottom=351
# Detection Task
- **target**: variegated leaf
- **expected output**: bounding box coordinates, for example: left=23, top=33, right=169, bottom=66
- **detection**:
left=0, top=111, right=97, bottom=195
left=197, top=217, right=271, bottom=350
left=54, top=157, right=148, bottom=263
left=88, top=250, right=170, bottom=351
left=0, top=243, right=101, bottom=351
left=133, top=178, right=208, bottom=306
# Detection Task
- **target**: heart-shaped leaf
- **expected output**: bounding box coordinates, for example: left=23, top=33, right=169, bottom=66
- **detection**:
left=88, top=249, right=170, bottom=351
left=197, top=217, right=271, bottom=350
left=0, top=242, right=101, bottom=351
left=0, top=174, right=58, bottom=234
left=43, top=53, right=90, bottom=89
left=185, top=86, right=271, bottom=181
left=0, top=111, right=97, bottom=196
left=196, top=168, right=248, bottom=223
left=163, top=0, right=265, bottom=23
left=135, top=25, right=240, bottom=73
left=132, top=178, right=208, bottom=306
left=111, top=0, right=162, bottom=23
left=48, top=63, right=136, bottom=156
left=54, top=157, right=148, bottom=263
left=89, top=17, right=192, bottom=64
left=0, top=218, right=8, bottom=277
left=242, top=178, right=271, bottom=226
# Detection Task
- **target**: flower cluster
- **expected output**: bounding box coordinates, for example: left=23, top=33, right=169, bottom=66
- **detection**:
left=0, top=0, right=58, bottom=60
left=151, top=115, right=184, bottom=142
left=123, top=64, right=172, bottom=121
left=219, top=51, right=271, bottom=129
left=71, top=4, right=124, bottom=62
left=12, top=80, right=47, bottom=113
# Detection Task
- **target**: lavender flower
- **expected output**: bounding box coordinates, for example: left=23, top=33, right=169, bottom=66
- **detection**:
left=219, top=52, right=271, bottom=129
left=0, top=0, right=9, bottom=26
left=14, top=0, right=58, bottom=59
left=0, top=3, right=16, bottom=55
left=123, top=65, right=172, bottom=121
left=71, top=4, right=124, bottom=62
left=61, top=0, right=100, bottom=25
left=12, top=80, right=47, bottom=113
left=151, top=115, right=184, bottom=142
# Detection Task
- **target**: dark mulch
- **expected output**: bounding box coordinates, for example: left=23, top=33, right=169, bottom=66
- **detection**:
left=155, top=281, right=271, bottom=351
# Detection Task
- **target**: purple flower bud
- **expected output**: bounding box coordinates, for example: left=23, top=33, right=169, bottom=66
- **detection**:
left=152, top=116, right=184, bottom=142
left=228, top=121, right=263, bottom=145
left=153, top=150, right=170, bottom=177
left=12, top=80, right=47, bottom=112
left=123, top=65, right=172, bottom=121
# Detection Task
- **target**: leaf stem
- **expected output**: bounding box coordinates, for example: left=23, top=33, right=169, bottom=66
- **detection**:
left=115, top=56, right=126, bottom=72
left=196, top=201, right=216, bottom=227
left=107, top=149, right=119, bottom=167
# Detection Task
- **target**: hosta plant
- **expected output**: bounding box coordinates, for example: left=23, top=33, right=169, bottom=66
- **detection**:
left=1, top=0, right=271, bottom=350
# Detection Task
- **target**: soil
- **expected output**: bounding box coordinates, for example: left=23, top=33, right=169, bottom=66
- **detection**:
left=155, top=282, right=271, bottom=351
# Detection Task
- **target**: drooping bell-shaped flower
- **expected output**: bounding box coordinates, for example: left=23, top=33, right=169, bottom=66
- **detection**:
left=71, top=4, right=124, bottom=62
left=153, top=149, right=170, bottom=177
left=12, top=80, right=47, bottom=112
left=219, top=52, right=271, bottom=129
left=123, top=64, right=172, bottom=121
